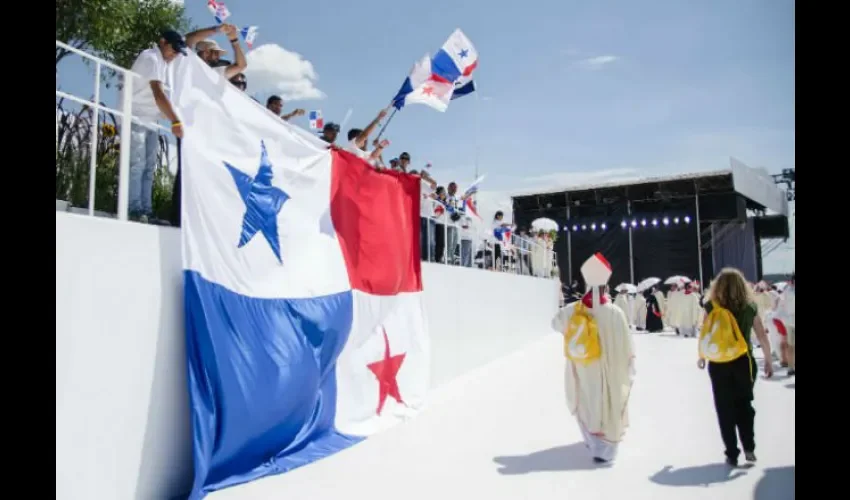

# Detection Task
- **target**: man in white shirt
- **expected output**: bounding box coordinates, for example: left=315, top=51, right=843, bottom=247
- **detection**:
left=266, top=95, right=305, bottom=121
left=345, top=106, right=390, bottom=165
left=127, top=29, right=187, bottom=221
left=193, top=23, right=246, bottom=80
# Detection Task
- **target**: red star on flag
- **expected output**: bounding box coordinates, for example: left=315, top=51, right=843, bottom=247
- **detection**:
left=421, top=86, right=434, bottom=96
left=367, top=328, right=406, bottom=415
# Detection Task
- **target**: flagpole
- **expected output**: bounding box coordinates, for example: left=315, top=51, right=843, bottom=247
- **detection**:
left=474, top=87, right=480, bottom=180
left=374, top=107, right=398, bottom=143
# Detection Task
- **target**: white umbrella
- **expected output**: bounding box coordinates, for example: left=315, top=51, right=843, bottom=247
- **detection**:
left=665, top=275, right=691, bottom=285
left=531, top=217, right=559, bottom=232
left=615, top=283, right=637, bottom=293
left=637, top=277, right=661, bottom=292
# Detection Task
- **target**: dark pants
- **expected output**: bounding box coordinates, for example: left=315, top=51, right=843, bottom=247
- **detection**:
left=708, top=354, right=757, bottom=460
left=169, top=138, right=182, bottom=227
left=434, top=223, right=446, bottom=263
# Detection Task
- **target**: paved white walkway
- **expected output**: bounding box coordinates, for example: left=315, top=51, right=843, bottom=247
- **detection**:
left=211, top=332, right=795, bottom=500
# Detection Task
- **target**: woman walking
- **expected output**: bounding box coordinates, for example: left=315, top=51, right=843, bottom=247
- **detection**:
left=698, top=268, right=773, bottom=467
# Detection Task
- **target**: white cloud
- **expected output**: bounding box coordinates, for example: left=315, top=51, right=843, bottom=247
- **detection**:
left=243, top=44, right=325, bottom=101
left=577, top=55, right=619, bottom=69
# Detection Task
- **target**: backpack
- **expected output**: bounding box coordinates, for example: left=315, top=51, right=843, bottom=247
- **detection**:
left=698, top=300, right=749, bottom=363
left=564, top=303, right=602, bottom=365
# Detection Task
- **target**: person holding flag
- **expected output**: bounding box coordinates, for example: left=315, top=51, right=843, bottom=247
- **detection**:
left=551, top=253, right=636, bottom=463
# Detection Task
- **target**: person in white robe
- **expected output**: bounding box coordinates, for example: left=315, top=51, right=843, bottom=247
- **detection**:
left=633, top=292, right=647, bottom=330
left=666, top=284, right=683, bottom=333
left=614, top=292, right=633, bottom=328
left=551, top=253, right=636, bottom=463
left=678, top=282, right=703, bottom=337
left=776, top=274, right=795, bottom=375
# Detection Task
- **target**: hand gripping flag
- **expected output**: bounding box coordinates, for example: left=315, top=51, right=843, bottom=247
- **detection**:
left=170, top=53, right=430, bottom=499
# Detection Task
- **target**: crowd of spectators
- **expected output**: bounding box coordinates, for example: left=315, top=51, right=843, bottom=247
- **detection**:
left=120, top=25, right=557, bottom=277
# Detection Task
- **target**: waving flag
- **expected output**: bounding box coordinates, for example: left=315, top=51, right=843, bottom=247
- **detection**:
left=308, top=110, right=323, bottom=130
left=207, top=0, right=231, bottom=23
left=431, top=29, right=479, bottom=84
left=240, top=26, right=258, bottom=48
left=463, top=174, right=486, bottom=197
left=451, top=76, right=476, bottom=100
left=171, top=54, right=429, bottom=499
left=392, top=54, right=454, bottom=112
left=393, top=29, right=478, bottom=112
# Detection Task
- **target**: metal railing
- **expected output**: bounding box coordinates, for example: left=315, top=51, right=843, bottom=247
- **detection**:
left=420, top=198, right=559, bottom=279
left=55, top=42, right=560, bottom=281
left=56, top=40, right=175, bottom=220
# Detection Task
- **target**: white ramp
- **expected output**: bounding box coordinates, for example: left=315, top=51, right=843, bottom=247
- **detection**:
left=209, top=333, right=795, bottom=500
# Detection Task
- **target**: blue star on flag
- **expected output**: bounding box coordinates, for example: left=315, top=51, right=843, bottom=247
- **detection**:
left=224, top=141, right=290, bottom=264
left=458, top=49, right=469, bottom=58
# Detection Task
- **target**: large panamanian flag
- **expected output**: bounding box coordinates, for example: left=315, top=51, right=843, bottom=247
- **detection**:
left=170, top=54, right=430, bottom=499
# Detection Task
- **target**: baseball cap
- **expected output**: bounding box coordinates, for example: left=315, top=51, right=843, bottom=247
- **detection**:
left=323, top=122, right=340, bottom=133
left=196, top=40, right=227, bottom=54
left=160, top=29, right=188, bottom=55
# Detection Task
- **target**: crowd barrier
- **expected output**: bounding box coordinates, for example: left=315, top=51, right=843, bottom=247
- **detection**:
left=56, top=212, right=561, bottom=499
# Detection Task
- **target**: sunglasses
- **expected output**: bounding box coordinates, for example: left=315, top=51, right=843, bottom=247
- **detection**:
left=233, top=80, right=247, bottom=87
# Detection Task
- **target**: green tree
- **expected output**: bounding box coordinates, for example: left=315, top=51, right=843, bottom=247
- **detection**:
left=56, top=0, right=190, bottom=71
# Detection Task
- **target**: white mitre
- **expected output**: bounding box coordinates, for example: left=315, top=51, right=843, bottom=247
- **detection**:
left=581, top=253, right=613, bottom=308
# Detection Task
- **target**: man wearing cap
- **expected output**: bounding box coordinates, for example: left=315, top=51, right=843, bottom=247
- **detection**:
left=192, top=23, right=246, bottom=79
left=319, top=122, right=340, bottom=144
left=551, top=253, right=636, bottom=463
left=126, top=29, right=189, bottom=222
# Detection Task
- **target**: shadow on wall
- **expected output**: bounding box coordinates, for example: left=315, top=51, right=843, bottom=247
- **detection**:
left=493, top=442, right=612, bottom=475
left=134, top=226, right=194, bottom=500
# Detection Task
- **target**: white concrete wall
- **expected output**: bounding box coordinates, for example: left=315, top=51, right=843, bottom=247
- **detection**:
left=55, top=212, right=561, bottom=500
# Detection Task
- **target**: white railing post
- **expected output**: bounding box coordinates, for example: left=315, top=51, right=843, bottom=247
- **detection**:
left=87, top=62, right=101, bottom=215
left=117, top=75, right=133, bottom=220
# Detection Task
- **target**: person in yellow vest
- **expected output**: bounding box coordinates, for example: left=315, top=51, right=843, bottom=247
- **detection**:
left=551, top=253, right=635, bottom=464
left=698, top=268, right=773, bottom=467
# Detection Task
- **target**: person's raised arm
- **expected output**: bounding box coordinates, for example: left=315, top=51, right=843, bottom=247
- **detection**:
left=220, top=24, right=247, bottom=79
left=185, top=25, right=224, bottom=49
left=354, top=106, right=390, bottom=148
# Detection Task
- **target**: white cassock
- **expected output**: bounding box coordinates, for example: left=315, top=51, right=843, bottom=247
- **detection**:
left=633, top=294, right=647, bottom=329
left=551, top=301, right=636, bottom=462
left=614, top=294, right=632, bottom=326
left=753, top=291, right=774, bottom=319
left=666, top=290, right=684, bottom=328
left=677, top=292, right=703, bottom=337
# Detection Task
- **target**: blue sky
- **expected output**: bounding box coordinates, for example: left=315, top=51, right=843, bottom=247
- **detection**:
left=58, top=0, right=795, bottom=272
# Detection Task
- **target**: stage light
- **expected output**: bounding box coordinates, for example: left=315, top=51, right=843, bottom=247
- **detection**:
left=591, top=223, right=597, bottom=231
left=662, top=217, right=670, bottom=226
left=620, top=220, right=627, bottom=229
left=631, top=220, right=638, bottom=228
left=640, top=219, right=647, bottom=227
left=601, top=222, right=607, bottom=230
left=684, top=215, right=691, bottom=223
left=673, top=217, right=680, bottom=224
left=581, top=224, right=587, bottom=230
left=651, top=218, right=658, bottom=226
left=572, top=225, right=578, bottom=231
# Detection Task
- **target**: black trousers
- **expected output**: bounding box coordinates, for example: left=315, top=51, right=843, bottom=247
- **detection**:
left=708, top=354, right=757, bottom=460
left=169, top=138, right=182, bottom=227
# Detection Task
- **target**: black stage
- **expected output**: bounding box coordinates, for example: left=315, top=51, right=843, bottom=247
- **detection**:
left=512, top=170, right=790, bottom=287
